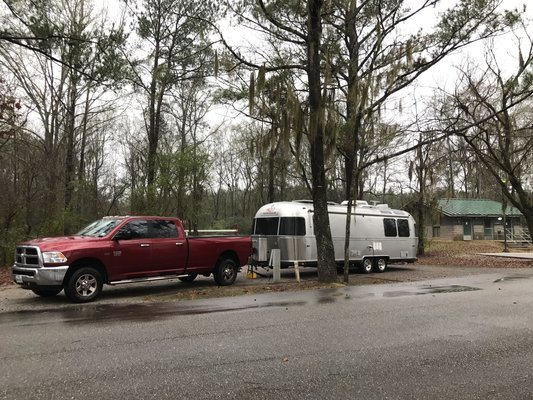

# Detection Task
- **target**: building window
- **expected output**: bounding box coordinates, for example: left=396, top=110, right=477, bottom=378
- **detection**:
left=432, top=226, right=440, bottom=238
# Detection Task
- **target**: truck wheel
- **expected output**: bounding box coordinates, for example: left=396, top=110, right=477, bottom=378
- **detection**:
left=64, top=267, right=103, bottom=303
left=361, top=258, right=373, bottom=274
left=31, top=287, right=62, bottom=297
left=374, top=257, right=387, bottom=273
left=178, top=274, right=198, bottom=283
left=214, top=258, right=238, bottom=286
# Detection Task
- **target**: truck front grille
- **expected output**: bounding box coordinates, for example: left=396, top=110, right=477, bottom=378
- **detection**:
left=15, top=246, right=41, bottom=268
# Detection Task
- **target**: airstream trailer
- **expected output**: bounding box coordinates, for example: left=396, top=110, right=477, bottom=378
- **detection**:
left=251, top=200, right=417, bottom=272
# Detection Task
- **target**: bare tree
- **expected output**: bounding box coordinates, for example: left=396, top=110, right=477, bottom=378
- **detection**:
left=443, top=28, right=533, bottom=236
left=129, top=0, right=216, bottom=211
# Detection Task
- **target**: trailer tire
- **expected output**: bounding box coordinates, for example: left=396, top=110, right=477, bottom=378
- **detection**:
left=361, top=258, right=373, bottom=274
left=374, top=257, right=387, bottom=273
left=178, top=274, right=198, bottom=283
left=213, top=258, right=238, bottom=286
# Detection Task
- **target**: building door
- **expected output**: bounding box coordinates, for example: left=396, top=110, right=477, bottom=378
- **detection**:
left=484, top=219, right=493, bottom=239
left=463, top=219, right=472, bottom=241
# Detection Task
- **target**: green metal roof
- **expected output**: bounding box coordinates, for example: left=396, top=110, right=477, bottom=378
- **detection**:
left=437, top=198, right=523, bottom=217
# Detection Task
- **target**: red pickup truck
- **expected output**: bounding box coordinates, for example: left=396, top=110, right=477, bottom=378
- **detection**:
left=11, top=216, right=252, bottom=303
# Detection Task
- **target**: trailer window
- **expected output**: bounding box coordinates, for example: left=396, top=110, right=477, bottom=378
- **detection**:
left=383, top=218, right=397, bottom=237
left=397, top=219, right=410, bottom=237
left=254, top=217, right=279, bottom=235
left=279, top=217, right=306, bottom=236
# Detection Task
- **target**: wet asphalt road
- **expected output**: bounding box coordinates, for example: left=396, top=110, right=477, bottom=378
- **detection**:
left=2, top=270, right=533, bottom=399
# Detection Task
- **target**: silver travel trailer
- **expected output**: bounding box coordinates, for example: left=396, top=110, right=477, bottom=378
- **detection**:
left=251, top=200, right=418, bottom=272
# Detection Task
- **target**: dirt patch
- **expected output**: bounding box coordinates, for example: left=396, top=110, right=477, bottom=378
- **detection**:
left=0, top=267, right=13, bottom=287
left=417, top=240, right=533, bottom=269
left=158, top=281, right=346, bottom=302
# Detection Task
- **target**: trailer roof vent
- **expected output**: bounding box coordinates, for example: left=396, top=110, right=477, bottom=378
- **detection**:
left=294, top=200, right=339, bottom=205
left=376, top=204, right=390, bottom=209
left=340, top=200, right=368, bottom=206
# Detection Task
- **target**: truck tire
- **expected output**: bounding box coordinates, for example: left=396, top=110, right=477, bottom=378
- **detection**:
left=213, top=258, right=238, bottom=286
left=374, top=257, right=387, bottom=273
left=31, top=287, right=62, bottom=297
left=64, top=267, right=103, bottom=303
left=361, top=258, right=373, bottom=274
left=178, top=274, right=198, bottom=283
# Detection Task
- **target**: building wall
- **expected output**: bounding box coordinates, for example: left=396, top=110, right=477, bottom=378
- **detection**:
left=429, top=215, right=522, bottom=241
left=438, top=216, right=463, bottom=240
left=473, top=218, right=484, bottom=240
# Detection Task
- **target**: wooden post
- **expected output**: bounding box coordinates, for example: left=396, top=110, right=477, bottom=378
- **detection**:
left=294, top=261, right=300, bottom=283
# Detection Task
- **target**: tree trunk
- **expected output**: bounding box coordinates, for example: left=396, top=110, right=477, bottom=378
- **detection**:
left=63, top=73, right=78, bottom=234
left=176, top=105, right=188, bottom=218
left=342, top=154, right=354, bottom=283
left=267, top=144, right=275, bottom=203
left=307, top=0, right=337, bottom=283
left=147, top=39, right=161, bottom=211
left=416, top=146, right=426, bottom=256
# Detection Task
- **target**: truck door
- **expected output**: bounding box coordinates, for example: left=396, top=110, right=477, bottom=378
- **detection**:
left=109, top=219, right=152, bottom=280
left=149, top=219, right=187, bottom=274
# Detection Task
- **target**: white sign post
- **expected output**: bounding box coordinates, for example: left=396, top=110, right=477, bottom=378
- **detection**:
left=270, top=249, right=281, bottom=283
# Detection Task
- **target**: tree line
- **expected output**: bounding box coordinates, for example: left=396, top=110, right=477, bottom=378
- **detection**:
left=0, top=0, right=532, bottom=280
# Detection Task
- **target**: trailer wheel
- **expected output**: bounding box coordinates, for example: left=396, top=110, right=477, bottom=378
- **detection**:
left=178, top=274, right=198, bottom=283
left=361, top=258, right=373, bottom=274
left=374, top=257, right=387, bottom=273
left=213, top=258, right=238, bottom=286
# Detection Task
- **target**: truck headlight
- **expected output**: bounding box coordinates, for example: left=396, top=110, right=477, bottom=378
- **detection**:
left=42, top=251, right=68, bottom=264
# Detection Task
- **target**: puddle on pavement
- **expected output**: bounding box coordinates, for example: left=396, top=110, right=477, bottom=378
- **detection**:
left=316, top=289, right=345, bottom=304
left=382, top=285, right=481, bottom=298
left=1, top=285, right=485, bottom=326
left=317, top=296, right=336, bottom=304
left=0, top=300, right=309, bottom=326
left=493, top=276, right=530, bottom=283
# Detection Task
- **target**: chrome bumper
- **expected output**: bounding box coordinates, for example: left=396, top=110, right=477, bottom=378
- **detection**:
left=12, top=265, right=69, bottom=287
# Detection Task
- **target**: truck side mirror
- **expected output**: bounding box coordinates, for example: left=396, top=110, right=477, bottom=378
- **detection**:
left=113, top=229, right=132, bottom=241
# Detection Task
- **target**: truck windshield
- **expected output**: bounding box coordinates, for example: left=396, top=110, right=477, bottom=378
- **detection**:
left=77, top=219, right=122, bottom=237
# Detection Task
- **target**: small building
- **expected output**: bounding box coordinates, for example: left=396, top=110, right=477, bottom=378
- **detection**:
left=430, top=198, right=523, bottom=241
